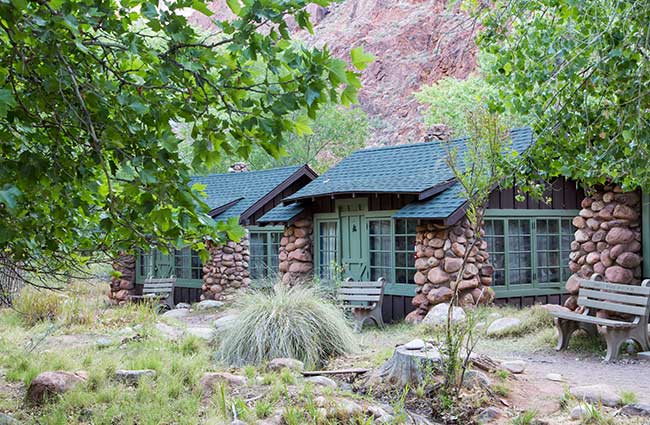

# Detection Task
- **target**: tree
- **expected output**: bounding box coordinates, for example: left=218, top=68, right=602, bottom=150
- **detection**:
left=477, top=0, right=650, bottom=190
left=0, top=0, right=371, bottom=282
left=206, top=104, right=370, bottom=174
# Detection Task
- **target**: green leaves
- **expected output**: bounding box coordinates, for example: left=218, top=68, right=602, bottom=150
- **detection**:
left=0, top=184, right=21, bottom=214
left=191, top=0, right=213, bottom=16
left=0, top=89, right=16, bottom=118
left=350, top=47, right=375, bottom=71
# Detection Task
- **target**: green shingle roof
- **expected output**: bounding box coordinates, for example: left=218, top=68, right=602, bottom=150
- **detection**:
left=286, top=127, right=533, bottom=202
left=257, top=203, right=305, bottom=224
left=393, top=182, right=465, bottom=219
left=191, top=165, right=303, bottom=222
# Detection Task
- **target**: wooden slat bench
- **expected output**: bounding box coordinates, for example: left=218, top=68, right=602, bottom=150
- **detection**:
left=338, top=277, right=386, bottom=332
left=129, top=277, right=176, bottom=312
left=551, top=274, right=650, bottom=361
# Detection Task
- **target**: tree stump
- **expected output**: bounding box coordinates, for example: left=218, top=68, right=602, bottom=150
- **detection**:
left=366, top=344, right=442, bottom=388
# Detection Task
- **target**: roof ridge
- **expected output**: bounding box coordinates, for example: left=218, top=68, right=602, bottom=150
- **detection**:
left=192, top=164, right=302, bottom=179
left=352, top=126, right=532, bottom=154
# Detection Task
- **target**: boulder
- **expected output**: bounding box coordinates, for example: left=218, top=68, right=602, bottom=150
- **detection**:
left=605, top=266, right=634, bottom=284
left=27, top=371, right=88, bottom=404
left=616, top=252, right=641, bottom=268
left=305, top=376, right=337, bottom=388
left=185, top=327, right=215, bottom=340
left=546, top=373, right=565, bottom=382
left=570, top=405, right=589, bottom=420
left=162, top=308, right=190, bottom=319
left=613, top=204, right=638, bottom=220
left=537, top=304, right=571, bottom=314
left=268, top=358, right=304, bottom=372
left=427, top=268, right=449, bottom=285
left=501, top=360, right=526, bottom=374
left=200, top=372, right=246, bottom=399
left=476, top=406, right=502, bottom=423
left=486, top=317, right=522, bottom=336
left=463, top=370, right=491, bottom=389
left=114, top=369, right=156, bottom=385
left=213, top=314, right=238, bottom=331
left=194, top=300, right=224, bottom=310
left=621, top=403, right=650, bottom=417
left=565, top=274, right=581, bottom=294
left=175, top=302, right=191, bottom=309
left=414, top=271, right=427, bottom=285
left=155, top=322, right=184, bottom=340
left=444, top=257, right=464, bottom=273
left=422, top=302, right=466, bottom=327
left=570, top=384, right=622, bottom=407
left=606, top=227, right=635, bottom=245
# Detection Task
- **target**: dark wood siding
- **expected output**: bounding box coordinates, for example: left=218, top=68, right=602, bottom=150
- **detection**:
left=248, top=175, right=314, bottom=224
left=487, top=177, right=584, bottom=210
left=382, top=295, right=416, bottom=323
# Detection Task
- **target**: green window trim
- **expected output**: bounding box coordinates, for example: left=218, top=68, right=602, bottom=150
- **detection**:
left=248, top=226, right=283, bottom=282
left=136, top=248, right=204, bottom=288
left=484, top=209, right=578, bottom=297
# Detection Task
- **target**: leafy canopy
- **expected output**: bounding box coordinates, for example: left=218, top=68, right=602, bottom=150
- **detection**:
left=477, top=0, right=650, bottom=190
left=0, top=0, right=367, bottom=276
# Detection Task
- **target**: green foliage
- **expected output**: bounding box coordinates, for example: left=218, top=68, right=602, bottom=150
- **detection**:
left=477, top=1, right=650, bottom=190
left=511, top=410, right=538, bottom=425
left=581, top=403, right=615, bottom=425
left=205, top=104, right=370, bottom=174
left=416, top=75, right=523, bottom=138
left=0, top=0, right=366, bottom=277
left=215, top=284, right=356, bottom=367
left=620, top=390, right=638, bottom=406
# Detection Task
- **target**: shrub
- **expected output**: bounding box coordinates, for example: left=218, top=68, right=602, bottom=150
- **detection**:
left=13, top=286, right=63, bottom=326
left=215, top=284, right=356, bottom=367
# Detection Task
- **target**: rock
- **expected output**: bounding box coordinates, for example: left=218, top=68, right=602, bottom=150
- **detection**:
left=175, top=302, right=191, bottom=309
left=606, top=227, right=635, bottom=245
left=427, top=268, right=449, bottom=285
left=565, top=274, right=581, bottom=294
left=613, top=204, right=638, bottom=220
left=114, top=369, right=156, bottom=385
left=305, top=376, right=337, bottom=388
left=422, top=302, right=466, bottom=327
left=185, top=327, right=215, bottom=340
left=501, top=360, right=526, bottom=374
left=621, top=403, right=650, bottom=417
left=426, top=286, right=453, bottom=304
left=486, top=317, right=522, bottom=336
left=200, top=372, right=246, bottom=399
left=574, top=229, right=591, bottom=243
left=95, top=337, right=113, bottom=348
left=616, top=252, right=641, bottom=268
left=162, top=308, right=190, bottom=319
left=570, top=384, right=622, bottom=407
left=231, top=420, right=246, bottom=425
left=546, top=373, right=564, bottom=382
left=194, top=300, right=224, bottom=310
left=414, top=271, right=427, bottom=285
left=444, top=257, right=464, bottom=273
left=404, top=339, right=425, bottom=350
left=155, top=322, right=184, bottom=340
left=329, top=398, right=362, bottom=419
left=213, top=314, right=238, bottom=330
left=0, top=414, right=19, bottom=425
left=538, top=304, right=571, bottom=314
left=464, top=370, right=491, bottom=389
left=570, top=404, right=589, bottom=420
left=268, top=358, right=304, bottom=372
left=27, top=371, right=88, bottom=404
left=605, top=266, right=634, bottom=284
left=476, top=406, right=502, bottom=423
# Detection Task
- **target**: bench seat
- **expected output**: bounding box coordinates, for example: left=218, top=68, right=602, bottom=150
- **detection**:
left=338, top=277, right=386, bottom=332
left=551, top=311, right=637, bottom=328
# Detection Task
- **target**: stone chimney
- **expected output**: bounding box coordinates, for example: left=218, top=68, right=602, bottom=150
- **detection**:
left=424, top=124, right=452, bottom=142
left=228, top=162, right=249, bottom=173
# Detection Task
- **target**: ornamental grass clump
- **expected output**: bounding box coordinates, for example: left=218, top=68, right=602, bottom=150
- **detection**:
left=215, top=284, right=356, bottom=368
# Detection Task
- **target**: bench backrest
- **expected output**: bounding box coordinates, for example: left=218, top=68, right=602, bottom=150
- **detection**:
left=337, top=277, right=386, bottom=306
left=578, top=278, right=650, bottom=318
left=142, top=277, right=176, bottom=295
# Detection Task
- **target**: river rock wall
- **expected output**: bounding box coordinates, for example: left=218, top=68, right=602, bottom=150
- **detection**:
left=279, top=218, right=314, bottom=285
left=406, top=217, right=494, bottom=323
left=201, top=237, right=251, bottom=301
left=108, top=254, right=136, bottom=305
left=566, top=186, right=642, bottom=310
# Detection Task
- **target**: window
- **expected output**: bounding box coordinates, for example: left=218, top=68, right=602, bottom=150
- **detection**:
left=249, top=229, right=283, bottom=280
left=369, top=219, right=392, bottom=281
left=174, top=247, right=202, bottom=280
left=394, top=219, right=417, bottom=284
left=484, top=214, right=574, bottom=294
left=318, top=222, right=338, bottom=280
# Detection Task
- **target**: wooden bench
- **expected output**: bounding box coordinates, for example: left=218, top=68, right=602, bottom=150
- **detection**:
left=338, top=277, right=386, bottom=332
left=129, top=277, right=176, bottom=312
left=551, top=274, right=650, bottom=361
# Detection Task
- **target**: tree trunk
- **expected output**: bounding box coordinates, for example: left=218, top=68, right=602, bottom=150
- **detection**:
left=366, top=345, right=442, bottom=388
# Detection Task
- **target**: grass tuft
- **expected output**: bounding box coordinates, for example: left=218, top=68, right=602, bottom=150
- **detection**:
left=214, top=284, right=356, bottom=367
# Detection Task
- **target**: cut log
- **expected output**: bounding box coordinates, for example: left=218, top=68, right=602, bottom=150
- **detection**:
left=366, top=345, right=442, bottom=387
left=302, top=368, right=369, bottom=377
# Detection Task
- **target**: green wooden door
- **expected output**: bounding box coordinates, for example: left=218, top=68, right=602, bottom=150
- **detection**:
left=339, top=199, right=369, bottom=281
left=153, top=249, right=175, bottom=278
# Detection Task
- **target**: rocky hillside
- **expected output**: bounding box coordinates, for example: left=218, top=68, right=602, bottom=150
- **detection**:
left=190, top=0, right=478, bottom=146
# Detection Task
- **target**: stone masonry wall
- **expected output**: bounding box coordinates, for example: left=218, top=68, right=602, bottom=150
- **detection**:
left=279, top=218, right=314, bottom=285
left=565, top=186, right=642, bottom=310
left=406, top=217, right=494, bottom=323
left=201, top=237, right=251, bottom=301
left=108, top=254, right=136, bottom=305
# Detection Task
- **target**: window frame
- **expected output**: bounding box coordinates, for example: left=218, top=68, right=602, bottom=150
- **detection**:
left=135, top=247, right=203, bottom=288
left=484, top=209, right=579, bottom=297
left=248, top=225, right=284, bottom=282
left=314, top=214, right=340, bottom=283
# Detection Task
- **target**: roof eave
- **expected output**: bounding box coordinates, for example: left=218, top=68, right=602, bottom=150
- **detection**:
left=208, top=197, right=244, bottom=218
left=417, top=179, right=457, bottom=201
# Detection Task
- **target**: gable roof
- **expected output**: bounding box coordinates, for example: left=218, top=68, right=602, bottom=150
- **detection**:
left=284, top=127, right=533, bottom=203
left=191, top=165, right=316, bottom=224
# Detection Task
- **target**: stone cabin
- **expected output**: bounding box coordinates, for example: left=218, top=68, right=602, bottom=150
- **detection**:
left=257, top=127, right=649, bottom=323
left=109, top=164, right=317, bottom=305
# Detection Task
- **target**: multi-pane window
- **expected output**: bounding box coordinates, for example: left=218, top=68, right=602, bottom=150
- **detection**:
left=318, top=222, right=338, bottom=280
left=249, top=230, right=283, bottom=280
left=484, top=215, right=574, bottom=292
left=394, top=219, right=417, bottom=284
left=174, top=247, right=202, bottom=280
left=369, top=220, right=392, bottom=281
